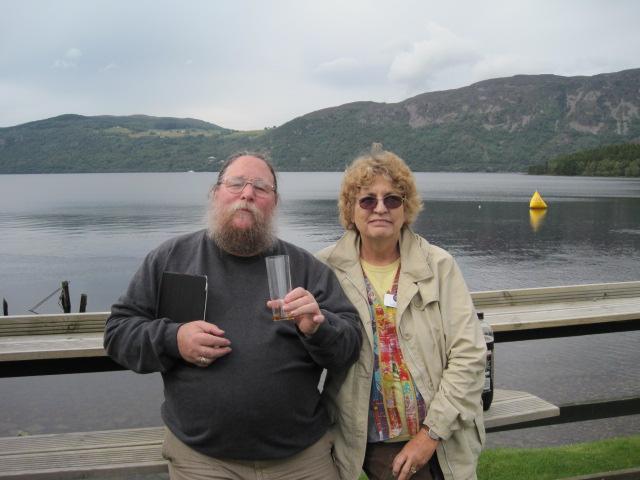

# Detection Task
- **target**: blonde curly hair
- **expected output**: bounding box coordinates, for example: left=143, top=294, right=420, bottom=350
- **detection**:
left=338, top=143, right=423, bottom=231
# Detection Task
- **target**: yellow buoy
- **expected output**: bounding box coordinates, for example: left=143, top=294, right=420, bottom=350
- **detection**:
left=529, top=191, right=547, bottom=209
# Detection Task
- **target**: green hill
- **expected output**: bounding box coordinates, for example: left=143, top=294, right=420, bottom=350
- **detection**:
left=1, top=68, right=639, bottom=173
left=529, top=143, right=640, bottom=176
left=0, top=114, right=246, bottom=173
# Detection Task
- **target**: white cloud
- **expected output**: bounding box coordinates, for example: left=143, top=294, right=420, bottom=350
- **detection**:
left=471, top=54, right=532, bottom=83
left=99, top=62, right=118, bottom=74
left=316, top=57, right=360, bottom=75
left=66, top=48, right=82, bottom=60
left=314, top=57, right=380, bottom=87
left=388, top=23, right=481, bottom=92
left=53, top=47, right=82, bottom=69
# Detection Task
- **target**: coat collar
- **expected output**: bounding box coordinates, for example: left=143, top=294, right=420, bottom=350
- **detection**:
left=327, top=228, right=431, bottom=276
left=322, top=227, right=440, bottom=344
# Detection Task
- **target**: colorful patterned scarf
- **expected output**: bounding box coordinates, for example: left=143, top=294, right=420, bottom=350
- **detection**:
left=364, top=264, right=426, bottom=441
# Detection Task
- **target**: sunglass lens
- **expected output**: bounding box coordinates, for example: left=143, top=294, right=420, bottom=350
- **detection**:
left=359, top=197, right=377, bottom=210
left=358, top=196, right=403, bottom=210
left=384, top=196, right=403, bottom=209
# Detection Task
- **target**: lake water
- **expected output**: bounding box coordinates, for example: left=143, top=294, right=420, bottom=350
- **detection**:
left=1, top=172, right=639, bottom=451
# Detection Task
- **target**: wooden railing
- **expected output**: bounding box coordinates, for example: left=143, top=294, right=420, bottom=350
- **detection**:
left=472, top=281, right=640, bottom=432
left=2, top=281, right=639, bottom=376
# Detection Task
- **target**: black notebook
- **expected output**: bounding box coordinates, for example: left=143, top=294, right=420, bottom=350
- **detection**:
left=156, top=272, right=208, bottom=323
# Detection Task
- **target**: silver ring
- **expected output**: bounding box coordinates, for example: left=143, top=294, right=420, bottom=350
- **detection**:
left=199, top=356, right=207, bottom=364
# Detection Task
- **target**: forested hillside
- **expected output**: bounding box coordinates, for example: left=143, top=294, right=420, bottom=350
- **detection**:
left=529, top=143, right=640, bottom=176
left=1, top=68, right=639, bottom=173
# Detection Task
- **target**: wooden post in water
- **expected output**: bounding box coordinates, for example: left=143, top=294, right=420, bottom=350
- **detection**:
left=61, top=281, right=71, bottom=314
left=79, top=294, right=87, bottom=313
left=2, top=298, right=7, bottom=316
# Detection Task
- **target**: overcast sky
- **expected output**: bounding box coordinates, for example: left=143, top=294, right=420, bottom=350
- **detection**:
left=1, top=0, right=639, bottom=131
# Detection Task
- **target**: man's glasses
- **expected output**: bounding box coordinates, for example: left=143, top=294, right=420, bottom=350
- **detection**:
left=218, top=176, right=275, bottom=197
left=358, top=195, right=404, bottom=210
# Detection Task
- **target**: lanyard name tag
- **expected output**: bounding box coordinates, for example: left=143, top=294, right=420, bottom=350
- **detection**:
left=384, top=293, right=397, bottom=308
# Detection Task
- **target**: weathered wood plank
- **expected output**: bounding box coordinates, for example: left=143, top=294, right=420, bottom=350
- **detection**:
left=0, top=447, right=167, bottom=479
left=483, top=298, right=640, bottom=332
left=0, top=333, right=104, bottom=361
left=0, top=427, right=165, bottom=456
left=480, top=297, right=640, bottom=316
left=0, top=313, right=107, bottom=337
left=0, top=428, right=166, bottom=479
left=472, top=281, right=640, bottom=308
left=483, top=389, right=559, bottom=429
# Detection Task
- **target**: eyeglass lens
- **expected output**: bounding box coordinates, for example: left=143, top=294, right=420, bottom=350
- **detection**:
left=358, top=195, right=404, bottom=210
left=223, top=176, right=273, bottom=197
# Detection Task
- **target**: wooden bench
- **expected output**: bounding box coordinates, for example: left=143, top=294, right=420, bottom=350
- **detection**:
left=483, top=389, right=559, bottom=428
left=0, top=389, right=556, bottom=479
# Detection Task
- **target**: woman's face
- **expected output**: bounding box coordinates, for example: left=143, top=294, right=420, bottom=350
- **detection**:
left=353, top=175, right=405, bottom=245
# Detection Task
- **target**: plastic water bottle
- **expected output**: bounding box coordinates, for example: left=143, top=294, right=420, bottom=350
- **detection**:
left=478, top=311, right=494, bottom=410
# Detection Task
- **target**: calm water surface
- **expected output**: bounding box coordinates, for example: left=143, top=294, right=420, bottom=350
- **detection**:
left=1, top=172, right=639, bottom=450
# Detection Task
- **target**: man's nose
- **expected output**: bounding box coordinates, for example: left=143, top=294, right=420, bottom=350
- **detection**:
left=240, top=183, right=256, bottom=200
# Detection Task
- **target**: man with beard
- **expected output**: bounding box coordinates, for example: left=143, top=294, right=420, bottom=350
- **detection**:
left=104, top=151, right=362, bottom=480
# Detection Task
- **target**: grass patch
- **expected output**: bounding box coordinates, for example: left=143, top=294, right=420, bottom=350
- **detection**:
left=226, top=130, right=266, bottom=138
left=478, top=435, right=640, bottom=480
left=126, top=129, right=222, bottom=138
left=357, top=435, right=640, bottom=480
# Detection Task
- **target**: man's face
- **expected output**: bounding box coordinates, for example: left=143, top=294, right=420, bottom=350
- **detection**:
left=213, top=155, right=277, bottom=230
left=207, top=155, right=278, bottom=256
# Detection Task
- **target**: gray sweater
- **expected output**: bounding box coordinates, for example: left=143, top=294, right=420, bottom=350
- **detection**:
left=104, top=230, right=362, bottom=460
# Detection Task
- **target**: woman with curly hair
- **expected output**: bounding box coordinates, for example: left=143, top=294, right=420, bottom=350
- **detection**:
left=317, top=144, right=486, bottom=480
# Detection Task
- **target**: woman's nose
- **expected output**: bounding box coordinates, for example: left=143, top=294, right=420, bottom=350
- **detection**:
left=373, top=198, right=387, bottom=213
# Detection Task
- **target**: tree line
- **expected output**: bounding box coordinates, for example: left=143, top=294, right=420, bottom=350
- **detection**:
left=528, top=143, right=640, bottom=177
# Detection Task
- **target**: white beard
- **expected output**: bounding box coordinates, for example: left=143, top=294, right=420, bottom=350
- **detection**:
left=206, top=201, right=277, bottom=256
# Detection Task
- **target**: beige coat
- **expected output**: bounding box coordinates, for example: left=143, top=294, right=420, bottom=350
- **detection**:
left=316, top=228, right=486, bottom=480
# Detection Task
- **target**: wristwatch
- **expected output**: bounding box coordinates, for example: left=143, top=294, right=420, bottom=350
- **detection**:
left=423, top=425, right=441, bottom=441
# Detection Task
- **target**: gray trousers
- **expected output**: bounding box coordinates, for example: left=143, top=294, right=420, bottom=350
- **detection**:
left=162, top=428, right=340, bottom=480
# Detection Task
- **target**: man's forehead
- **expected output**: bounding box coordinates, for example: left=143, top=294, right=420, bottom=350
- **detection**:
left=227, top=156, right=273, bottom=180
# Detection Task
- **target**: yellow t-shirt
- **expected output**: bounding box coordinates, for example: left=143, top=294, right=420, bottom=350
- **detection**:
left=360, top=258, right=414, bottom=442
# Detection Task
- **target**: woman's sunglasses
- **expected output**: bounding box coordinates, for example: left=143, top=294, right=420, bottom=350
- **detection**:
left=358, top=195, right=404, bottom=210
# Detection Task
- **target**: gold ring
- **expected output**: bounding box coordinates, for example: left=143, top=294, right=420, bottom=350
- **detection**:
left=410, top=466, right=417, bottom=474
